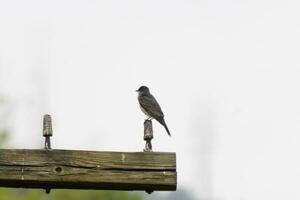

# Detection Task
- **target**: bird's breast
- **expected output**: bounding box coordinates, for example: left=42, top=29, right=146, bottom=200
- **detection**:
left=139, top=104, right=151, bottom=117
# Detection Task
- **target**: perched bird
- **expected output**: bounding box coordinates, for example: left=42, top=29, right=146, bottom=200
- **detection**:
left=136, top=86, right=171, bottom=136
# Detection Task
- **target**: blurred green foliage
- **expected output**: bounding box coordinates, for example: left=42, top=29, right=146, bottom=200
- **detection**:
left=0, top=189, right=142, bottom=200
left=0, top=128, right=9, bottom=148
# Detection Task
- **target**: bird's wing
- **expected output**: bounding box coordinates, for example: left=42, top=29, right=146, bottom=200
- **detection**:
left=138, top=94, right=164, bottom=118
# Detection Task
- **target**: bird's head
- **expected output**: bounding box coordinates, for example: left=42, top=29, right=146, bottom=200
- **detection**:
left=136, top=86, right=150, bottom=94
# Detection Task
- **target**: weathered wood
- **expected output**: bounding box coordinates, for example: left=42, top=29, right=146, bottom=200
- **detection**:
left=43, top=114, right=52, bottom=150
left=0, top=149, right=176, bottom=191
left=144, top=120, right=153, bottom=152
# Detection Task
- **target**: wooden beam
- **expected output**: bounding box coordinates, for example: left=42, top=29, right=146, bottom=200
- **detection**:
left=0, top=149, right=176, bottom=192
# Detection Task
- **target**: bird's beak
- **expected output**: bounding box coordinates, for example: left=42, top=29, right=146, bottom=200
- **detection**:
left=135, top=90, right=138, bottom=92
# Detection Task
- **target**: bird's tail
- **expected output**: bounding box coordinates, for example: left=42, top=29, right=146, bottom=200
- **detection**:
left=158, top=117, right=171, bottom=136
left=163, top=123, right=171, bottom=136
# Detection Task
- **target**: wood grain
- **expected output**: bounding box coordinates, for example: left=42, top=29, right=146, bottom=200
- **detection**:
left=0, top=149, right=176, bottom=191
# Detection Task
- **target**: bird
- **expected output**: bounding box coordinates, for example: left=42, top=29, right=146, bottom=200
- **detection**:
left=136, top=86, right=171, bottom=136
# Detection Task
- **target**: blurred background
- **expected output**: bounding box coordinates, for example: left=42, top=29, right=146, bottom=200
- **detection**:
left=1, top=0, right=300, bottom=199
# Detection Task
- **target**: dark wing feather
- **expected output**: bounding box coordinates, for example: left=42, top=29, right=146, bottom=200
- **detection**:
left=138, top=94, right=164, bottom=119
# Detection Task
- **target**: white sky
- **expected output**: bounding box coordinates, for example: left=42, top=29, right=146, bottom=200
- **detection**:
left=1, top=0, right=300, bottom=199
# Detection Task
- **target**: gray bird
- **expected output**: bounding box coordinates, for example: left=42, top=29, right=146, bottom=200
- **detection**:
left=136, top=86, right=171, bottom=136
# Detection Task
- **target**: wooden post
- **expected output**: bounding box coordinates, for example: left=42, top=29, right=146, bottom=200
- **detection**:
left=42, top=114, right=53, bottom=193
left=0, top=149, right=176, bottom=192
left=0, top=114, right=177, bottom=193
left=144, top=120, right=153, bottom=152
left=43, top=114, right=52, bottom=150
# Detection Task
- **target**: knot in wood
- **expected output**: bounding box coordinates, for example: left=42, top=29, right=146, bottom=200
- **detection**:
left=54, top=166, right=63, bottom=174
